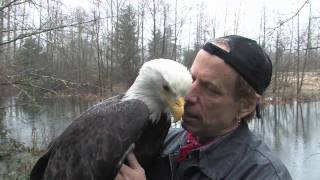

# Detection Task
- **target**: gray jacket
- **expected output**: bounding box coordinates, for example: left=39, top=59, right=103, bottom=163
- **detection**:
left=147, top=123, right=292, bottom=180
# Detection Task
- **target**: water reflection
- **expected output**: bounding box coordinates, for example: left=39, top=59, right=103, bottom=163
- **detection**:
left=1, top=96, right=94, bottom=149
left=1, top=97, right=320, bottom=179
left=249, top=101, right=320, bottom=180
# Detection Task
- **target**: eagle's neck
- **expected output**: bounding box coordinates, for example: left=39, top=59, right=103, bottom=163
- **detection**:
left=122, top=77, right=166, bottom=123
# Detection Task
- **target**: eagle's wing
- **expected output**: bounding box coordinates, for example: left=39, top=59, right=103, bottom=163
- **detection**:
left=30, top=95, right=149, bottom=180
left=134, top=113, right=171, bottom=171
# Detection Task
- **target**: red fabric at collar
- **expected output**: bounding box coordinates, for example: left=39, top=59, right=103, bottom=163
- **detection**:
left=176, top=125, right=240, bottom=162
left=176, top=132, right=211, bottom=163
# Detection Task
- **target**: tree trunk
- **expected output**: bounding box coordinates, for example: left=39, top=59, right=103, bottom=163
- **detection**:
left=93, top=4, right=103, bottom=95
left=161, top=5, right=166, bottom=57
left=110, top=0, right=114, bottom=91
left=0, top=2, right=3, bottom=62
left=273, top=31, right=280, bottom=95
left=141, top=2, right=145, bottom=64
left=152, top=0, right=156, bottom=59
left=13, top=4, right=17, bottom=56
left=6, top=1, right=11, bottom=60
left=173, top=0, right=177, bottom=60
left=298, top=4, right=312, bottom=93
left=296, top=14, right=301, bottom=96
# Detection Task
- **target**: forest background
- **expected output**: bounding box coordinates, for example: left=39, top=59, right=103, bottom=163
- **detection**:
left=1, top=0, right=320, bottom=103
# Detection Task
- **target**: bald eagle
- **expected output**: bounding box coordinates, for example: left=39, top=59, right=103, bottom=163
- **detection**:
left=30, top=59, right=192, bottom=180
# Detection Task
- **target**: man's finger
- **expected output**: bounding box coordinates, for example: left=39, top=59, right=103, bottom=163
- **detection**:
left=119, top=163, right=131, bottom=174
left=117, top=143, right=135, bottom=168
left=114, top=172, right=124, bottom=180
left=127, top=152, right=141, bottom=169
left=115, top=154, right=146, bottom=180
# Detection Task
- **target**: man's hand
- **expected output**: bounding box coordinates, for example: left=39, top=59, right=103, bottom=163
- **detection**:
left=114, top=152, right=146, bottom=180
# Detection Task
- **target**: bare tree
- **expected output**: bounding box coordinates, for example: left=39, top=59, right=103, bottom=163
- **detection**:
left=233, top=1, right=242, bottom=35
left=161, top=4, right=167, bottom=58
left=150, top=0, right=157, bottom=59
left=272, top=30, right=281, bottom=94
left=172, top=0, right=177, bottom=60
left=298, top=3, right=312, bottom=94
left=296, top=13, right=301, bottom=95
left=140, top=0, right=146, bottom=64
left=7, top=0, right=11, bottom=57
left=92, top=1, right=103, bottom=94
left=0, top=1, right=3, bottom=62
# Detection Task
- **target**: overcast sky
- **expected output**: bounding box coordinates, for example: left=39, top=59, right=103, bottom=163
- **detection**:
left=190, top=0, right=318, bottom=39
left=61, top=0, right=319, bottom=46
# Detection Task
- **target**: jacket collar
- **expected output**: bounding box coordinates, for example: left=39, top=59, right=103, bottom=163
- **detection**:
left=197, top=123, right=252, bottom=179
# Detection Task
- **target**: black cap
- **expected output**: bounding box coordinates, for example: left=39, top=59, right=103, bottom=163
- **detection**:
left=202, top=35, right=272, bottom=95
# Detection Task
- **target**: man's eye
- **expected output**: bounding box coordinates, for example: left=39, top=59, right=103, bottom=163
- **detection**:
left=204, top=84, right=220, bottom=95
left=208, top=88, right=219, bottom=94
left=191, top=75, right=196, bottom=82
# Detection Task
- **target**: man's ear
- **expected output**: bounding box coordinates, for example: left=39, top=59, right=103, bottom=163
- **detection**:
left=238, top=94, right=260, bottom=119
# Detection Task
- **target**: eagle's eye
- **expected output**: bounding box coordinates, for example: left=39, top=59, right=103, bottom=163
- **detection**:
left=163, top=85, right=171, bottom=92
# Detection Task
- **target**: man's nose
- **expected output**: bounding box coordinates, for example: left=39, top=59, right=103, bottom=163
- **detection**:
left=185, top=83, right=198, bottom=105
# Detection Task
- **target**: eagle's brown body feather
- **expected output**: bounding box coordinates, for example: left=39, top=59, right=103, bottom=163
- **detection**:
left=30, top=95, right=170, bottom=180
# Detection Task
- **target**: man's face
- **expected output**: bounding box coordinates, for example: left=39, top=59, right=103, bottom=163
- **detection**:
left=182, top=49, right=241, bottom=140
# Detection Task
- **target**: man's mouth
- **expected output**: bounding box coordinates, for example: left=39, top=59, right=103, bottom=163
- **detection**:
left=183, top=111, right=198, bottom=120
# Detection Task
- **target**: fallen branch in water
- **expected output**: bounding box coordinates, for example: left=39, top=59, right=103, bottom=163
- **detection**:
left=29, top=73, right=92, bottom=89
left=0, top=74, right=41, bottom=108
left=0, top=103, right=28, bottom=109
left=304, top=153, right=320, bottom=162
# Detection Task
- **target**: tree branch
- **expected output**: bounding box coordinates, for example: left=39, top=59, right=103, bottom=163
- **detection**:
left=0, top=103, right=28, bottom=109
left=304, top=153, right=320, bottom=162
left=29, top=73, right=92, bottom=88
left=2, top=75, right=36, bottom=103
left=0, top=17, right=111, bottom=46
left=0, top=0, right=30, bottom=12
left=266, top=0, right=309, bottom=35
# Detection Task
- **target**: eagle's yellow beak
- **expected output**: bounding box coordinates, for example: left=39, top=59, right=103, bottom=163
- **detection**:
left=167, top=97, right=185, bottom=122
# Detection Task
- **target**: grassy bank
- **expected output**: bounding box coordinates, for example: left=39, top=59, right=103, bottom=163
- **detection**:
left=0, top=136, right=44, bottom=180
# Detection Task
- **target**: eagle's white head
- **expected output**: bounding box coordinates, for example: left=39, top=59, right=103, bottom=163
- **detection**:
left=122, top=59, right=192, bottom=123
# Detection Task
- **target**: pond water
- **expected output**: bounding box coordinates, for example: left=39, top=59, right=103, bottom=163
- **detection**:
left=0, top=96, right=320, bottom=179
left=249, top=101, right=320, bottom=180
left=0, top=96, right=95, bottom=150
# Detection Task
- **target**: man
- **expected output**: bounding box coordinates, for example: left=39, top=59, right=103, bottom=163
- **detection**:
left=115, top=35, right=292, bottom=180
